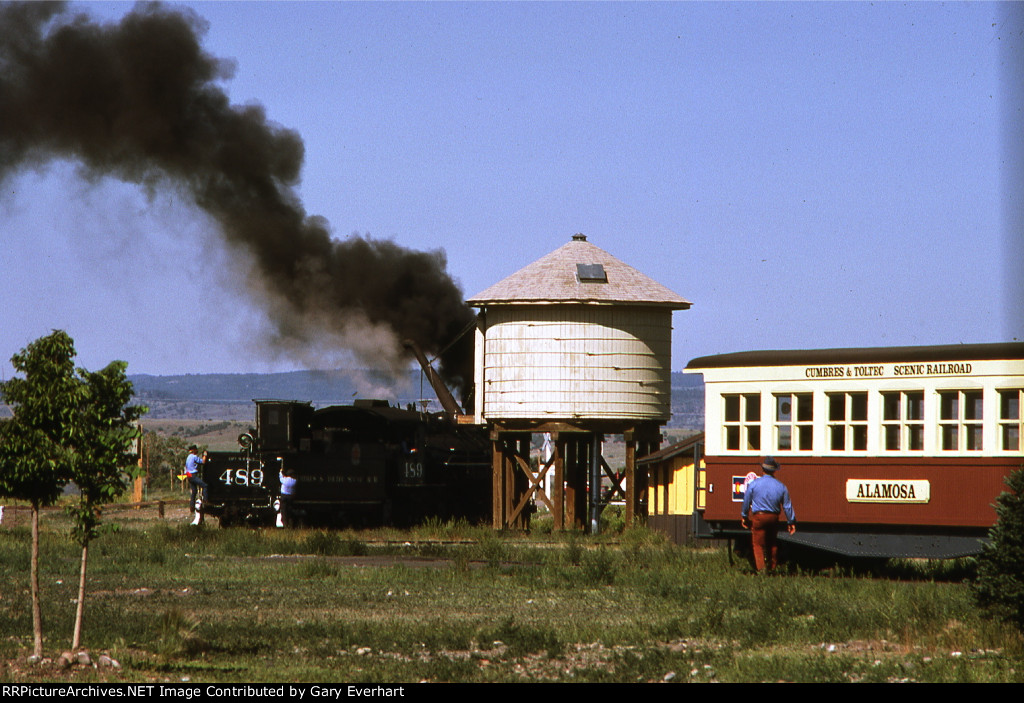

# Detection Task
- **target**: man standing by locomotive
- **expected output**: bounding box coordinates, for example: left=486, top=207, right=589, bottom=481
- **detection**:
left=277, top=467, right=297, bottom=528
left=185, top=445, right=208, bottom=526
left=740, top=457, right=796, bottom=572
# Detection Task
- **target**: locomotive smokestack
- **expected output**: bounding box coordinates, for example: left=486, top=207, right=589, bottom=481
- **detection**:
left=0, top=2, right=474, bottom=396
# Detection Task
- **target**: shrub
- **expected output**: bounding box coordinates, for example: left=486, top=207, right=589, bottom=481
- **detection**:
left=474, top=531, right=508, bottom=569
left=302, top=530, right=341, bottom=556
left=599, top=505, right=626, bottom=533
left=973, top=466, right=1024, bottom=632
left=156, top=608, right=201, bottom=658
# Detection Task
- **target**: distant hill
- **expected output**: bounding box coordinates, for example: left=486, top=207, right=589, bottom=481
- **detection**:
left=130, top=370, right=368, bottom=404
left=670, top=371, right=705, bottom=430
left=129, top=369, right=427, bottom=420
left=128, top=369, right=705, bottom=427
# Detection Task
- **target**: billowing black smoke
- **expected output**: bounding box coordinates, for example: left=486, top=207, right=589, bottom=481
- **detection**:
left=0, top=2, right=475, bottom=400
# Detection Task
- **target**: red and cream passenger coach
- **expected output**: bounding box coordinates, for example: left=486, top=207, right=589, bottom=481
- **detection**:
left=685, top=343, right=1024, bottom=558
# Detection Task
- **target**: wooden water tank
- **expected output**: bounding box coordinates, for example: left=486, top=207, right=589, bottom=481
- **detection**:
left=467, top=234, right=690, bottom=423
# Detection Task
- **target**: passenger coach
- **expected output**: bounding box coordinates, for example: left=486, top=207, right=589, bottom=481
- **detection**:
left=685, top=343, right=1024, bottom=558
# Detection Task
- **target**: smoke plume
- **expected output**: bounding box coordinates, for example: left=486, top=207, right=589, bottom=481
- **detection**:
left=0, top=2, right=475, bottom=400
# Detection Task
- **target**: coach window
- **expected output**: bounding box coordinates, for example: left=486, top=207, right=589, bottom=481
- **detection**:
left=775, top=393, right=812, bottom=451
left=882, top=390, right=924, bottom=451
left=723, top=393, right=761, bottom=451
left=999, top=389, right=1022, bottom=451
left=828, top=392, right=868, bottom=451
left=939, top=390, right=983, bottom=451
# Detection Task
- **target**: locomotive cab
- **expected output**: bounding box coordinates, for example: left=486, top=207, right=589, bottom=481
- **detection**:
left=256, top=400, right=315, bottom=452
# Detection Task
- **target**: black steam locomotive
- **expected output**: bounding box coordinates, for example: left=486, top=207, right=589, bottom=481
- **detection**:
left=198, top=398, right=492, bottom=528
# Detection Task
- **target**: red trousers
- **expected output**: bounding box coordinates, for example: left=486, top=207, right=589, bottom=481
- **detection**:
left=750, top=512, right=781, bottom=572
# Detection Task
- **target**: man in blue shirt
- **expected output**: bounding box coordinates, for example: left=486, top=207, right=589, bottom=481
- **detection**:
left=184, top=445, right=208, bottom=526
left=740, top=457, right=796, bottom=572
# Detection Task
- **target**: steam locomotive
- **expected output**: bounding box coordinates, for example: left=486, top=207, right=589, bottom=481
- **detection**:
left=198, top=398, right=492, bottom=528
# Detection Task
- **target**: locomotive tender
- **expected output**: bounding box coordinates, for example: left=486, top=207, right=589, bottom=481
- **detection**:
left=685, top=342, right=1024, bottom=558
left=199, top=398, right=492, bottom=528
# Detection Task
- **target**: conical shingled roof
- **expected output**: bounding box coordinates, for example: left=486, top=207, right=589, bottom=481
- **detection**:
left=467, top=234, right=691, bottom=308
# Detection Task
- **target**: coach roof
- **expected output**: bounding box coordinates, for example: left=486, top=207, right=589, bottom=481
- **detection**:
left=686, top=342, right=1024, bottom=370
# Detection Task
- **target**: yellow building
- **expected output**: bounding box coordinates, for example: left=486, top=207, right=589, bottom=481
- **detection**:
left=640, top=432, right=705, bottom=544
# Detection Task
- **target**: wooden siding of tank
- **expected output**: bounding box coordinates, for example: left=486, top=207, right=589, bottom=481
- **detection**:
left=481, top=306, right=672, bottom=420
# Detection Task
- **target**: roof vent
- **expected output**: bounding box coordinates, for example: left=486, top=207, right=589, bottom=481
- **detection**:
left=576, top=263, right=607, bottom=283
left=572, top=233, right=587, bottom=242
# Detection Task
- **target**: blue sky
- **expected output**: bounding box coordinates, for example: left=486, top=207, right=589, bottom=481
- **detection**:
left=1, top=1, right=1021, bottom=380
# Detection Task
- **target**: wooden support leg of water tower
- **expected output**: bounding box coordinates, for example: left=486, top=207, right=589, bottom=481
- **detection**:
left=564, top=435, right=587, bottom=530
left=552, top=433, right=565, bottom=530
left=503, top=438, right=517, bottom=529
left=491, top=438, right=504, bottom=529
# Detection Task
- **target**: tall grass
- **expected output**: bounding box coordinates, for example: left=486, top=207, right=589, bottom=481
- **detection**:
left=0, top=521, right=1021, bottom=682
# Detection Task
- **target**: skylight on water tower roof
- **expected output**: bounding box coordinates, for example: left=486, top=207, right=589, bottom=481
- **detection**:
left=576, top=263, right=607, bottom=283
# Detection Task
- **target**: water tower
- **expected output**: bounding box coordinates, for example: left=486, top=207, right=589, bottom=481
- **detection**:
left=467, top=234, right=690, bottom=531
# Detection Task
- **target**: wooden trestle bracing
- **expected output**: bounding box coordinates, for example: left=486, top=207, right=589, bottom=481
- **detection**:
left=489, top=421, right=662, bottom=532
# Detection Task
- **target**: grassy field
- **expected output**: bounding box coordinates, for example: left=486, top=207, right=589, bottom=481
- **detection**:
left=141, top=420, right=253, bottom=452
left=0, top=506, right=1021, bottom=683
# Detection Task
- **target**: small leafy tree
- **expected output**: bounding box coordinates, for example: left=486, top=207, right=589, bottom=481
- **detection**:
left=973, top=466, right=1024, bottom=632
left=68, top=361, right=146, bottom=650
left=0, top=331, right=81, bottom=658
left=0, top=331, right=146, bottom=656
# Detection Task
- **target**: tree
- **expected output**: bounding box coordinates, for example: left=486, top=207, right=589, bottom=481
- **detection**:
left=973, top=466, right=1024, bottom=632
left=67, top=361, right=145, bottom=651
left=0, top=331, right=81, bottom=658
left=0, top=331, right=145, bottom=656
